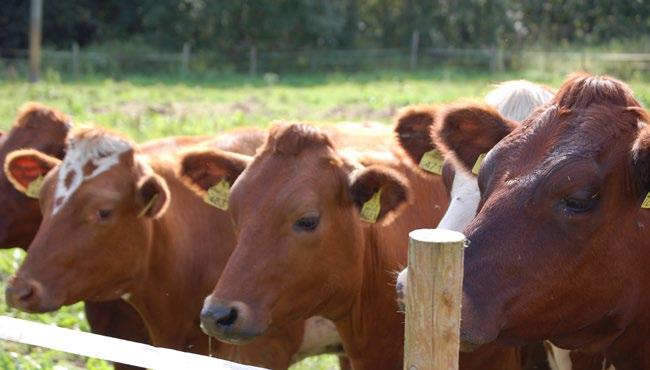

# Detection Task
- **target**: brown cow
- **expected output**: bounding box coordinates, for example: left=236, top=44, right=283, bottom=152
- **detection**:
left=0, top=104, right=239, bottom=370
left=179, top=123, right=524, bottom=370
left=449, top=74, right=645, bottom=369
left=395, top=82, right=612, bottom=370
left=3, top=126, right=350, bottom=369
left=0, top=103, right=151, bottom=370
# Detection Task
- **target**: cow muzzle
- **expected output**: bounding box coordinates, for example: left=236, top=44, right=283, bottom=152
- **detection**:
left=200, top=297, right=266, bottom=345
left=5, top=276, right=59, bottom=313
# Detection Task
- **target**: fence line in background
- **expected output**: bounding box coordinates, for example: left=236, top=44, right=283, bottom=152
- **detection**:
left=27, top=0, right=42, bottom=82
left=0, top=316, right=266, bottom=370
left=1, top=45, right=649, bottom=78
left=404, top=229, right=466, bottom=370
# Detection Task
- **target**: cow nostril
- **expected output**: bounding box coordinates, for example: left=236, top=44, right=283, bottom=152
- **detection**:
left=216, top=307, right=238, bottom=327
left=16, top=286, right=34, bottom=302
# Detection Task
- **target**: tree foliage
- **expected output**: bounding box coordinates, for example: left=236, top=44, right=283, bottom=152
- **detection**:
left=1, top=0, right=648, bottom=53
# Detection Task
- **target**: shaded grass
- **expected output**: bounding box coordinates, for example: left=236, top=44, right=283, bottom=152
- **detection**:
left=0, top=69, right=648, bottom=368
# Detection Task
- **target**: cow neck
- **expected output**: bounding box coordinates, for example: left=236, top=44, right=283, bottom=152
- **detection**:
left=332, top=161, right=444, bottom=370
left=604, top=231, right=650, bottom=369
left=127, top=163, right=237, bottom=352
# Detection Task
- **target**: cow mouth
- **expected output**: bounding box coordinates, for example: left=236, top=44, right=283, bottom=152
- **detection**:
left=203, top=327, right=262, bottom=345
left=459, top=341, right=484, bottom=352
left=459, top=320, right=501, bottom=352
left=199, top=299, right=268, bottom=345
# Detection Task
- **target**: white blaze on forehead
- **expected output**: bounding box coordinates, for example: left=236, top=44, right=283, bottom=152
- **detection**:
left=52, top=133, right=132, bottom=215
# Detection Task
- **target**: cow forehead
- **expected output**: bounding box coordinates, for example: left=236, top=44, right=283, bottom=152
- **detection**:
left=52, top=135, right=132, bottom=215
left=500, top=105, right=635, bottom=168
left=232, top=152, right=344, bottom=214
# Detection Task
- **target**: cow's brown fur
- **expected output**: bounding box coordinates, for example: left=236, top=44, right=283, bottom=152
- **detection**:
left=458, top=74, right=650, bottom=369
left=396, top=82, right=609, bottom=370
left=182, top=123, right=523, bottom=370
left=393, top=104, right=438, bottom=165
left=0, top=105, right=152, bottom=370
left=4, top=126, right=312, bottom=369
left=0, top=103, right=70, bottom=248
left=435, top=101, right=518, bottom=172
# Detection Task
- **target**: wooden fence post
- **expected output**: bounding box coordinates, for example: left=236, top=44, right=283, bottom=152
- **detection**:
left=28, top=0, right=43, bottom=83
left=71, top=42, right=80, bottom=78
left=181, top=42, right=190, bottom=76
left=410, top=31, right=420, bottom=71
left=404, top=228, right=465, bottom=370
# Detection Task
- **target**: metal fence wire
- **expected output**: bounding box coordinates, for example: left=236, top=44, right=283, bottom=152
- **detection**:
left=1, top=46, right=649, bottom=79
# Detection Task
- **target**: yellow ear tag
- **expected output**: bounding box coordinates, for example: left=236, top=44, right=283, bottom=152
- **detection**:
left=138, top=194, right=159, bottom=218
left=25, top=176, right=44, bottom=199
left=419, top=149, right=444, bottom=175
left=360, top=189, right=382, bottom=223
left=204, top=179, right=230, bottom=211
left=642, top=193, right=650, bottom=209
left=471, top=153, right=487, bottom=175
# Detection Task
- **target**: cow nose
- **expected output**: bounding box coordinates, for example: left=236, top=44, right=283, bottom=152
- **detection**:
left=200, top=304, right=240, bottom=337
left=5, top=277, right=37, bottom=308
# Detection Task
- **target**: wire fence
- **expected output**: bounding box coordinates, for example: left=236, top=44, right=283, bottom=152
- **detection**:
left=1, top=44, right=649, bottom=80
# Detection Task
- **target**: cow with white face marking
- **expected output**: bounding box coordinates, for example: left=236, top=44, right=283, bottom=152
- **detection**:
left=394, top=80, right=554, bottom=307
left=3, top=126, right=343, bottom=369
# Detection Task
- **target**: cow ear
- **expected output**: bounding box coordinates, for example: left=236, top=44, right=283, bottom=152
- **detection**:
left=349, top=165, right=410, bottom=223
left=631, top=110, right=650, bottom=189
left=394, top=104, right=437, bottom=164
left=179, top=148, right=252, bottom=196
left=435, top=102, right=517, bottom=173
left=136, top=173, right=170, bottom=219
left=4, top=149, right=60, bottom=195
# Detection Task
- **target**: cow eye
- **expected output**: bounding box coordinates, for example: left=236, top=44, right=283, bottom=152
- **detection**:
left=562, top=191, right=598, bottom=214
left=294, top=215, right=320, bottom=232
left=96, top=209, right=113, bottom=221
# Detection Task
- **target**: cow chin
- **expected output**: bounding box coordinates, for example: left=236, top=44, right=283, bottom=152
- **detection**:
left=460, top=297, right=501, bottom=352
left=200, top=297, right=268, bottom=345
left=459, top=327, right=499, bottom=352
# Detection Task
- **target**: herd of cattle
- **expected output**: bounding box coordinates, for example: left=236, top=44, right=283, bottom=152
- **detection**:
left=0, top=73, right=647, bottom=370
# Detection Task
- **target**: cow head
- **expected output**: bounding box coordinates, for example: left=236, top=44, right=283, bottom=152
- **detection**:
left=0, top=103, right=70, bottom=248
left=460, top=74, right=648, bottom=353
left=395, top=81, right=554, bottom=310
left=180, top=123, right=410, bottom=344
left=5, top=127, right=170, bottom=313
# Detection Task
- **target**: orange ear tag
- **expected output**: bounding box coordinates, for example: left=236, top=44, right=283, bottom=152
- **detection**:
left=25, top=176, right=44, bottom=199
left=419, top=149, right=444, bottom=175
left=471, top=153, right=487, bottom=175
left=360, top=190, right=381, bottom=223
left=204, top=179, right=230, bottom=211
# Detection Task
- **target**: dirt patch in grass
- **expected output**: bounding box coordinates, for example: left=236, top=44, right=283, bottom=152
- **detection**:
left=91, top=96, right=272, bottom=118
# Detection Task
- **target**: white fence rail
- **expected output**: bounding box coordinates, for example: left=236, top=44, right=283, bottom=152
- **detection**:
left=0, top=316, right=266, bottom=370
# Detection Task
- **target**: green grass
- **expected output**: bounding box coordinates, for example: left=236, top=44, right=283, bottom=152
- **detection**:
left=0, top=68, right=648, bottom=369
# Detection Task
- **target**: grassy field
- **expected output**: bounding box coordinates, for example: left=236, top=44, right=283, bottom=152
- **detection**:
left=0, top=69, right=648, bottom=369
